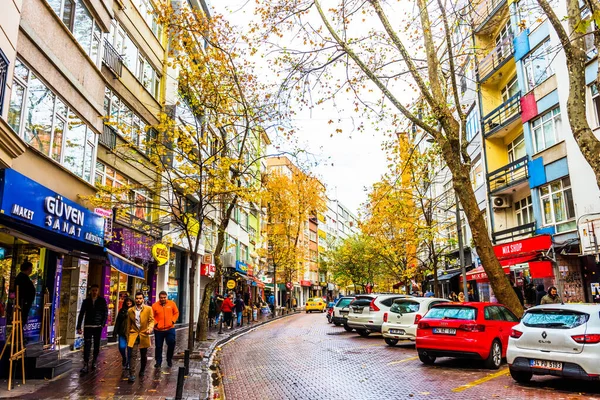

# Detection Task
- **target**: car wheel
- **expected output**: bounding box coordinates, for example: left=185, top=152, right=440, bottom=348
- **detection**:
left=333, top=321, right=341, bottom=326
left=484, top=340, right=502, bottom=369
left=385, top=338, right=398, bottom=346
left=306, top=311, right=309, bottom=313
left=509, top=368, right=533, bottom=384
left=356, top=329, right=370, bottom=337
left=343, top=323, right=353, bottom=332
left=418, top=353, right=436, bottom=365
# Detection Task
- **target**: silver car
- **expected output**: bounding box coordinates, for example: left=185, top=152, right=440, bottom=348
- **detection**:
left=346, top=294, right=412, bottom=337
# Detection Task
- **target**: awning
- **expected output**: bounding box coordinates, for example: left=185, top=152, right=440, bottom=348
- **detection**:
left=106, top=249, right=145, bottom=279
left=499, top=254, right=537, bottom=266
left=529, top=261, right=554, bottom=279
left=466, top=266, right=511, bottom=281
left=437, top=271, right=462, bottom=281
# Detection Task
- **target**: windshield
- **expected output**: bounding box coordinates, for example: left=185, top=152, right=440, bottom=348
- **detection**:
left=390, top=301, right=420, bottom=314
left=425, top=306, right=477, bottom=320
left=522, top=309, right=590, bottom=329
left=336, top=298, right=353, bottom=308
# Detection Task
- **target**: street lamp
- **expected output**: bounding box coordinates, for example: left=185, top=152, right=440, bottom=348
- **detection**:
left=454, top=193, right=468, bottom=301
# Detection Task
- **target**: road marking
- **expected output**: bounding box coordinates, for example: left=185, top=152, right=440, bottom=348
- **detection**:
left=451, top=368, right=509, bottom=392
left=355, top=343, right=383, bottom=349
left=387, top=356, right=419, bottom=365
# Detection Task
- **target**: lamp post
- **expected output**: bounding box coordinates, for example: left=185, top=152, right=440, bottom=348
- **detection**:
left=455, top=193, right=468, bottom=301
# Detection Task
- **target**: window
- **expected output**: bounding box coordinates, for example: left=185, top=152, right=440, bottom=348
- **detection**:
left=522, top=309, right=589, bottom=329
left=470, top=158, right=484, bottom=189
left=523, top=40, right=554, bottom=91
left=507, top=133, right=526, bottom=162
left=390, top=300, right=420, bottom=314
left=203, top=219, right=216, bottom=250
left=309, top=231, right=317, bottom=242
left=531, top=107, right=562, bottom=152
left=515, top=195, right=533, bottom=226
left=484, top=306, right=505, bottom=321
left=465, top=107, right=480, bottom=142
left=240, top=210, right=248, bottom=230
left=240, top=243, right=248, bottom=262
left=540, top=177, right=576, bottom=233
left=590, top=84, right=600, bottom=127
left=460, top=74, right=467, bottom=96
left=516, top=0, right=545, bottom=31
left=501, top=76, right=519, bottom=102
left=8, top=60, right=95, bottom=181
left=426, top=306, right=477, bottom=320
left=104, top=88, right=148, bottom=150
left=131, top=0, right=163, bottom=40
left=0, top=49, right=8, bottom=115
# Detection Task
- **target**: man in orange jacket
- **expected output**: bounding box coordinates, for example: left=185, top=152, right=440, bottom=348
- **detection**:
left=152, top=291, right=179, bottom=368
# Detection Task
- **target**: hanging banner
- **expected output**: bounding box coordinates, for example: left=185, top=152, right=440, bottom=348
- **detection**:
left=151, top=243, right=169, bottom=266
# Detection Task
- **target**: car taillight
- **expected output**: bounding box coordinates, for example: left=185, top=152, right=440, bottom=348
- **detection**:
left=383, top=312, right=388, bottom=322
left=571, top=334, right=600, bottom=344
left=510, top=329, right=523, bottom=339
left=418, top=321, right=430, bottom=329
left=458, top=324, right=486, bottom=332
left=369, top=298, right=380, bottom=312
left=414, top=314, right=422, bottom=324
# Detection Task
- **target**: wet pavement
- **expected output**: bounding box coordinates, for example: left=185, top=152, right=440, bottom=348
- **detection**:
left=0, top=309, right=293, bottom=400
left=220, top=312, right=600, bottom=400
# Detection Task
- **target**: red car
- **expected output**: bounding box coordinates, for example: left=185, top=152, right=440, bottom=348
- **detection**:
left=416, top=302, right=520, bottom=369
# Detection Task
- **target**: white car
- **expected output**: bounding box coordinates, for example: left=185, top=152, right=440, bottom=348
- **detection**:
left=507, top=303, right=600, bottom=383
left=346, top=294, right=412, bottom=337
left=381, top=297, right=449, bottom=346
left=331, top=296, right=355, bottom=330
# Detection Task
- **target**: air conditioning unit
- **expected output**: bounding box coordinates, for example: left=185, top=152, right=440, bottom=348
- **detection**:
left=492, top=195, right=511, bottom=209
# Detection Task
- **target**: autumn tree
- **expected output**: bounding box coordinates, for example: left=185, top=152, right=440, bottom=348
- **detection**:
left=252, top=0, right=523, bottom=315
left=329, top=234, right=385, bottom=293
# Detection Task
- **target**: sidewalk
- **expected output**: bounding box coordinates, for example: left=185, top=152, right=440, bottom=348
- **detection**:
left=0, top=309, right=299, bottom=400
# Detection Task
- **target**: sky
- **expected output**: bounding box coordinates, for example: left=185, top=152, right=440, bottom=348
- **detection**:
left=208, top=1, right=390, bottom=216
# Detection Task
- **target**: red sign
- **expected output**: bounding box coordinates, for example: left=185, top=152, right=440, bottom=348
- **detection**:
left=300, top=280, right=311, bottom=287
left=493, top=235, right=551, bottom=260
left=286, top=282, right=293, bottom=289
left=200, top=263, right=215, bottom=278
left=466, top=266, right=511, bottom=282
left=247, top=264, right=254, bottom=277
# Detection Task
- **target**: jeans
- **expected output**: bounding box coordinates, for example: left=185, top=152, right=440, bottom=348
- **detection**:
left=127, top=337, right=147, bottom=376
left=154, top=328, right=176, bottom=365
left=223, top=311, right=232, bottom=327
left=118, top=335, right=128, bottom=365
left=83, top=327, right=102, bottom=363
left=236, top=311, right=243, bottom=326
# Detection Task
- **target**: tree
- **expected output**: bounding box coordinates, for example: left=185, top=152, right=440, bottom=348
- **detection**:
left=254, top=0, right=523, bottom=315
left=329, top=234, right=385, bottom=293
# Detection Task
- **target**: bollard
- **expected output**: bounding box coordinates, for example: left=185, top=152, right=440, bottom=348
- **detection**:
left=184, top=349, right=190, bottom=375
left=175, top=366, right=185, bottom=400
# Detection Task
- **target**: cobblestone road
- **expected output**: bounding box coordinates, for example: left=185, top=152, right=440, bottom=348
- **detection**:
left=220, top=312, right=600, bottom=400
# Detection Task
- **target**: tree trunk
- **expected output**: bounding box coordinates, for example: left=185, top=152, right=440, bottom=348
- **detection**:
left=187, top=253, right=197, bottom=351
left=196, top=279, right=215, bottom=341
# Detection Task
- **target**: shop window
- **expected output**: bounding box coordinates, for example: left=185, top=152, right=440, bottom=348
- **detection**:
left=523, top=40, right=554, bottom=91
left=531, top=106, right=562, bottom=153
left=540, top=177, right=576, bottom=233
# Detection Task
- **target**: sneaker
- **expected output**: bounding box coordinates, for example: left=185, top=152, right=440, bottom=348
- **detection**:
left=154, top=363, right=161, bottom=369
left=128, top=375, right=136, bottom=383
left=80, top=365, right=89, bottom=374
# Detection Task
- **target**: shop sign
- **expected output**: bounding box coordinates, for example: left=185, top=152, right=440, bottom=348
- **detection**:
left=95, top=208, right=113, bottom=242
left=50, top=258, right=63, bottom=345
left=319, top=281, right=327, bottom=287
left=300, top=280, right=311, bottom=287
left=151, top=243, right=169, bottom=266
left=0, top=169, right=105, bottom=246
left=200, top=263, right=216, bottom=278
left=312, top=285, right=320, bottom=290
left=235, top=260, right=248, bottom=275
left=286, top=282, right=293, bottom=289
left=227, top=280, right=236, bottom=289
left=203, top=254, right=213, bottom=264
left=247, top=264, right=254, bottom=277
left=260, top=276, right=272, bottom=284
left=493, top=235, right=551, bottom=260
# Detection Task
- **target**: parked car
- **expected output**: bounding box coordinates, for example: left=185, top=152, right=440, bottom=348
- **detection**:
left=507, top=304, right=600, bottom=383
left=326, top=301, right=336, bottom=323
left=305, top=297, right=326, bottom=313
left=346, top=294, right=412, bottom=337
left=381, top=297, right=449, bottom=346
left=416, top=302, right=520, bottom=369
left=330, top=296, right=355, bottom=331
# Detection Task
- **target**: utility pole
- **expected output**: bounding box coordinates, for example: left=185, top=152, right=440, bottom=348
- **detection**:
left=455, top=193, right=468, bottom=301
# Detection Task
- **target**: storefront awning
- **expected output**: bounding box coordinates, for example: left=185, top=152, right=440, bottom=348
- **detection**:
left=499, top=254, right=537, bottom=266
left=437, top=271, right=462, bottom=281
left=106, top=249, right=145, bottom=279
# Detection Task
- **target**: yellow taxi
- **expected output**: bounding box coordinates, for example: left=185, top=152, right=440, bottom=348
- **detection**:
left=305, top=297, right=326, bottom=313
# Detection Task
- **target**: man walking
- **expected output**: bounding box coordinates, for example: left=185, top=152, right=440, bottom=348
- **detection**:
left=234, top=293, right=245, bottom=327
left=76, top=284, right=108, bottom=374
left=152, top=291, right=179, bottom=368
left=14, top=260, right=35, bottom=323
left=541, top=286, right=562, bottom=304
left=126, top=292, right=154, bottom=382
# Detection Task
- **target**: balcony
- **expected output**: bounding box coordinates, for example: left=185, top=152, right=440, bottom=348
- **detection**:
left=478, top=35, right=514, bottom=83
left=100, top=124, right=117, bottom=150
left=487, top=156, right=528, bottom=194
left=473, top=0, right=509, bottom=34
left=483, top=92, right=521, bottom=138
left=492, top=222, right=535, bottom=243
left=102, top=39, right=123, bottom=78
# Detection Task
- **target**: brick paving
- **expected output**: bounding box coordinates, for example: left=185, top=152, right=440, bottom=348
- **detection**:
left=0, top=309, right=292, bottom=400
left=220, top=312, right=600, bottom=400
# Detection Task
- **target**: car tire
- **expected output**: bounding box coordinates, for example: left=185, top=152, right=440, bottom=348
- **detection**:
left=356, top=329, right=370, bottom=337
left=484, top=340, right=502, bottom=369
left=306, top=311, right=309, bottom=313
left=343, top=323, right=353, bottom=332
left=333, top=321, right=341, bottom=326
left=509, top=368, right=533, bottom=384
left=385, top=338, right=398, bottom=346
left=418, top=353, right=436, bottom=365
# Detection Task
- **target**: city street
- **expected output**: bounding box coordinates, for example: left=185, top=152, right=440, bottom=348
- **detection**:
left=220, top=313, right=600, bottom=400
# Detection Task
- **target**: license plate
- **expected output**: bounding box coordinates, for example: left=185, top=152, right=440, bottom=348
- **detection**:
left=530, top=359, right=563, bottom=370
left=433, top=328, right=456, bottom=335
left=389, top=329, right=405, bottom=335
left=353, top=308, right=363, bottom=314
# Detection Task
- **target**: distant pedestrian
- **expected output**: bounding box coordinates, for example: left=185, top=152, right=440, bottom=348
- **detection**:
left=152, top=291, right=179, bottom=369
left=424, top=290, right=434, bottom=298
left=535, top=284, right=546, bottom=306
left=541, top=286, right=562, bottom=305
left=512, top=285, right=524, bottom=307
left=14, top=260, right=35, bottom=323
left=458, top=292, right=465, bottom=303
left=114, top=296, right=133, bottom=369
left=221, top=293, right=234, bottom=329
left=291, top=297, right=297, bottom=310
left=235, top=294, right=245, bottom=326
left=267, top=293, right=275, bottom=313
left=77, top=284, right=108, bottom=374
left=126, top=292, right=154, bottom=382
left=208, top=295, right=217, bottom=327
left=449, top=291, right=458, bottom=302
left=215, top=295, right=224, bottom=325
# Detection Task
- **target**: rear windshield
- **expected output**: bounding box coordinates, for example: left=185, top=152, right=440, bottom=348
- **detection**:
left=336, top=298, right=353, bottom=308
left=352, top=297, right=373, bottom=307
left=425, top=306, right=477, bottom=320
left=522, top=309, right=590, bottom=329
left=380, top=297, right=405, bottom=307
left=308, top=298, right=322, bottom=302
left=390, top=300, right=420, bottom=314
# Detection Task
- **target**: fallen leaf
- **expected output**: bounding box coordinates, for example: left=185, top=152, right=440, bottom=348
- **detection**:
left=148, top=390, right=157, bottom=392
left=420, top=393, right=430, bottom=395
left=99, top=379, right=105, bottom=382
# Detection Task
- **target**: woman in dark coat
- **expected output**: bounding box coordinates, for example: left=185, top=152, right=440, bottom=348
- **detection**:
left=113, top=297, right=134, bottom=368
left=535, top=284, right=547, bottom=306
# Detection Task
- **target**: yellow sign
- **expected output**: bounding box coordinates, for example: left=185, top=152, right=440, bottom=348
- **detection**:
left=226, top=280, right=236, bottom=289
left=152, top=243, right=169, bottom=266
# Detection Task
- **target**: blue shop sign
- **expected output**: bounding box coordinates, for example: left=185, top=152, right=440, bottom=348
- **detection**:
left=235, top=260, right=248, bottom=275
left=0, top=169, right=105, bottom=246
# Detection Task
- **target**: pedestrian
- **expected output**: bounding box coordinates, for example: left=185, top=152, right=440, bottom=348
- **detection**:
left=535, top=284, right=546, bottom=306
left=152, top=291, right=179, bottom=369
left=221, top=293, right=234, bottom=329
left=215, top=295, right=224, bottom=325
left=267, top=292, right=274, bottom=313
left=512, top=285, right=524, bottom=306
left=14, top=260, right=35, bottom=323
left=458, top=292, right=465, bottom=302
left=424, top=290, right=434, bottom=298
left=525, top=283, right=536, bottom=306
left=76, top=284, right=108, bottom=374
left=126, top=292, right=154, bottom=382
left=208, top=295, right=217, bottom=327
left=235, top=293, right=245, bottom=326
left=449, top=291, right=458, bottom=302
left=291, top=296, right=297, bottom=310
left=113, top=296, right=133, bottom=369
left=541, top=286, right=562, bottom=304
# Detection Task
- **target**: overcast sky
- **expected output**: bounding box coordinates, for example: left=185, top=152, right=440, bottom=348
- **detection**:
left=209, top=1, right=390, bottom=216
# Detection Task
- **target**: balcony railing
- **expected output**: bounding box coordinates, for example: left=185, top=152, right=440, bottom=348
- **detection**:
left=487, top=155, right=528, bottom=193
left=492, top=222, right=536, bottom=243
left=478, top=35, right=514, bottom=82
left=102, top=39, right=123, bottom=78
left=482, top=91, right=521, bottom=137
left=473, top=0, right=508, bottom=30
left=100, top=124, right=117, bottom=150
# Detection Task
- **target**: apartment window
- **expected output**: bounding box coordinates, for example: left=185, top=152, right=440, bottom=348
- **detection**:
left=524, top=40, right=554, bottom=91
left=540, top=177, right=576, bottom=233
left=465, top=107, right=480, bottom=142
left=515, top=195, right=533, bottom=226
left=531, top=107, right=562, bottom=152
left=590, top=83, right=600, bottom=127
left=47, top=0, right=102, bottom=65
left=310, top=231, right=317, bottom=242
left=507, top=133, right=526, bottom=162
left=203, top=219, right=216, bottom=250
left=0, top=49, right=8, bottom=115
left=240, top=243, right=248, bottom=262
left=471, top=158, right=484, bottom=189
left=132, top=0, right=163, bottom=40
left=501, top=76, right=519, bottom=102
left=240, top=210, right=248, bottom=230
left=460, top=74, right=467, bottom=96
left=8, top=60, right=95, bottom=181
left=104, top=88, right=148, bottom=149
